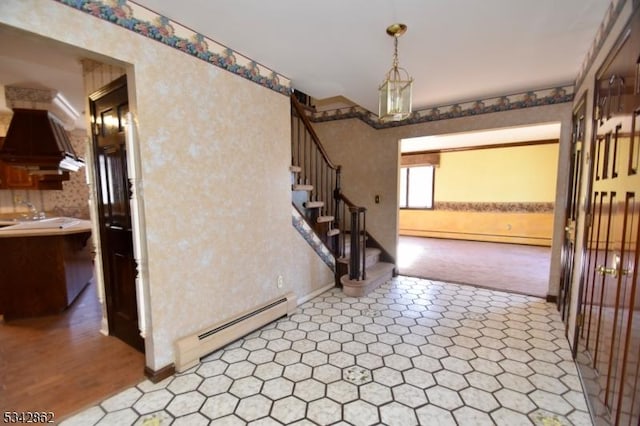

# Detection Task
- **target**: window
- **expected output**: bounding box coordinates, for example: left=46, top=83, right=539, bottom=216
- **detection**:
left=399, top=165, right=434, bottom=208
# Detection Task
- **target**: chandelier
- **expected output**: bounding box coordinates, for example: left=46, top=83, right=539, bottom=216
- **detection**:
left=378, top=23, right=413, bottom=122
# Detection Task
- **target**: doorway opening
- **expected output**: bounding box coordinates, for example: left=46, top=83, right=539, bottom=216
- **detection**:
left=397, top=123, right=561, bottom=298
left=0, top=25, right=145, bottom=417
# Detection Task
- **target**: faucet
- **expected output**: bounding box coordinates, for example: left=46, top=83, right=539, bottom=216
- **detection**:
left=21, top=200, right=43, bottom=220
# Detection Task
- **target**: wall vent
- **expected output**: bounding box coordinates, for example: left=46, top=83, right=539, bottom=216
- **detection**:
left=175, top=292, right=297, bottom=372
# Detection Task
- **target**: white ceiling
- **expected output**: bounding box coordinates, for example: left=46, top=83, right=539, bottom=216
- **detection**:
left=0, top=0, right=611, bottom=142
left=136, top=0, right=611, bottom=112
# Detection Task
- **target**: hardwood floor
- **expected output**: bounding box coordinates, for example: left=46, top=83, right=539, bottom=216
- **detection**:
left=0, top=280, right=144, bottom=420
left=397, top=236, right=551, bottom=298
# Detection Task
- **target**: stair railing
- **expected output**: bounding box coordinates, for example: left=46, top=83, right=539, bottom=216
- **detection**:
left=290, top=94, right=367, bottom=280
left=347, top=203, right=367, bottom=281
left=291, top=95, right=341, bottom=249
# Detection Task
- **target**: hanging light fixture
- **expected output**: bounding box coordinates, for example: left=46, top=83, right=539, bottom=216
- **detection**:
left=379, top=23, right=413, bottom=122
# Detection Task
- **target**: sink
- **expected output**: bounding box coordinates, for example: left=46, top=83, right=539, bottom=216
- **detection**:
left=0, top=217, right=80, bottom=230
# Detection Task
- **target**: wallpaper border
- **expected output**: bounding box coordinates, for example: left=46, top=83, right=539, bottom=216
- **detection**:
left=307, top=85, right=575, bottom=129
left=51, top=0, right=604, bottom=130
left=574, top=0, right=627, bottom=89
left=432, top=202, right=555, bottom=213
left=54, top=0, right=291, bottom=96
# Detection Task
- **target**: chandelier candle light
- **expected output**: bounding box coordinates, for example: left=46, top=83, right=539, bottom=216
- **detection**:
left=379, top=23, right=413, bottom=122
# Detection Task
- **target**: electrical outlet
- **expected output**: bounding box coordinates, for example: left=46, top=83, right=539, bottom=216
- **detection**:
left=277, top=275, right=283, bottom=289
left=14, top=194, right=22, bottom=204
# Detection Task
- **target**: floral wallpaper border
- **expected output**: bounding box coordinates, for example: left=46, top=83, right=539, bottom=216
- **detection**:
left=307, top=85, right=575, bottom=129
left=54, top=0, right=291, bottom=96
left=574, top=0, right=625, bottom=88
left=433, top=202, right=555, bottom=213
left=52, top=0, right=627, bottom=129
left=292, top=207, right=335, bottom=271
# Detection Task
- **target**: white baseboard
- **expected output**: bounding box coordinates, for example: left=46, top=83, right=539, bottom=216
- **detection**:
left=297, top=282, right=335, bottom=306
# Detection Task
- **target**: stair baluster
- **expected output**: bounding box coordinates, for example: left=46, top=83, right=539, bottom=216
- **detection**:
left=291, top=93, right=394, bottom=293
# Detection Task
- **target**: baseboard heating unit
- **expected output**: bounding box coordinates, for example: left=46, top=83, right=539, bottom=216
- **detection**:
left=175, top=292, right=297, bottom=372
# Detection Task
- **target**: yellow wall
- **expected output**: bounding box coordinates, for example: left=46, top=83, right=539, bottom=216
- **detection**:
left=399, top=210, right=554, bottom=246
left=434, top=143, right=559, bottom=202
left=398, top=143, right=559, bottom=246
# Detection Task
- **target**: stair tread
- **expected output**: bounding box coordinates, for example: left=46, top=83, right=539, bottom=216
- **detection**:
left=340, top=247, right=381, bottom=260
left=317, top=215, right=334, bottom=223
left=364, top=261, right=395, bottom=275
left=327, top=229, right=340, bottom=237
left=341, top=261, right=395, bottom=282
left=292, top=184, right=313, bottom=191
left=304, top=201, right=324, bottom=208
left=290, top=165, right=302, bottom=173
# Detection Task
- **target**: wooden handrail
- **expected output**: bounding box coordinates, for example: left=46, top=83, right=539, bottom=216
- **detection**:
left=290, top=94, right=340, bottom=171
left=290, top=94, right=370, bottom=282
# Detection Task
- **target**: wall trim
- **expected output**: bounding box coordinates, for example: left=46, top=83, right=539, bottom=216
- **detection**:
left=428, top=202, right=555, bottom=213
left=407, top=139, right=559, bottom=155
left=297, top=282, right=335, bottom=306
left=574, top=0, right=628, bottom=89
left=54, top=0, right=291, bottom=96
left=309, top=85, right=574, bottom=129
left=144, top=364, right=175, bottom=383
left=292, top=206, right=335, bottom=271
left=546, top=294, right=558, bottom=304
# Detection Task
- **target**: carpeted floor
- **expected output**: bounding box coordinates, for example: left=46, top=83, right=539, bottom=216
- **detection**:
left=397, top=236, right=551, bottom=298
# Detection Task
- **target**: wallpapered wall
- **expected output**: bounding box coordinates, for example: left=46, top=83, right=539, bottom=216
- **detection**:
left=0, top=0, right=333, bottom=370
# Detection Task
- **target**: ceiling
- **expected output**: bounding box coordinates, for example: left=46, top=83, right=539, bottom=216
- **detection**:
left=135, top=0, right=611, bottom=112
left=0, top=0, right=611, bottom=136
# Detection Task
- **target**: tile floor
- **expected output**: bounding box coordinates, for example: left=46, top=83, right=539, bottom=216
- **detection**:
left=61, top=276, right=593, bottom=425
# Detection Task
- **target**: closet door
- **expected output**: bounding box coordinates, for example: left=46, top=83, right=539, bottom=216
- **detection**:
left=576, top=9, right=640, bottom=425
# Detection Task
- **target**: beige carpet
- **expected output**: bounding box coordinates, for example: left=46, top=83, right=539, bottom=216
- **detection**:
left=397, top=236, right=551, bottom=298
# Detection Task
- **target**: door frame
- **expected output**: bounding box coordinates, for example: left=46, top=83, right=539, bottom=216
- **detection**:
left=85, top=72, right=151, bottom=354
left=558, top=93, right=587, bottom=325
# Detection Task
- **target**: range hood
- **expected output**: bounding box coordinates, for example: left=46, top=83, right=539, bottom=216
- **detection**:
left=0, top=108, right=84, bottom=173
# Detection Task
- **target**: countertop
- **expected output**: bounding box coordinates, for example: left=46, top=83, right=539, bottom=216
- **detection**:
left=0, top=217, right=92, bottom=238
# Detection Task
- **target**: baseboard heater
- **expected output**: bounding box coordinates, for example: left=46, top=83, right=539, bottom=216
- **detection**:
left=175, top=292, right=297, bottom=372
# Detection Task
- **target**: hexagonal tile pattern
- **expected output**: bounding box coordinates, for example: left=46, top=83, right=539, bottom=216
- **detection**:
left=271, top=396, right=306, bottom=424
left=62, top=277, right=593, bottom=426
left=360, top=382, right=393, bottom=405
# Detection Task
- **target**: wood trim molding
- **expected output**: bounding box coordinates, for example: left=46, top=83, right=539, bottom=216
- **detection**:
left=401, top=152, right=440, bottom=166
left=546, top=294, right=558, bottom=304
left=403, top=138, right=559, bottom=155
left=144, top=364, right=175, bottom=383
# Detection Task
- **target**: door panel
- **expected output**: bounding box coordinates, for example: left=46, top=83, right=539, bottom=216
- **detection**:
left=576, top=8, right=640, bottom=425
left=90, top=76, right=144, bottom=352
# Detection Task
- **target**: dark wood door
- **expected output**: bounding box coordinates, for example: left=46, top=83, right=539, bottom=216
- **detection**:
left=89, top=76, right=144, bottom=352
left=559, top=94, right=586, bottom=325
left=576, top=9, right=640, bottom=425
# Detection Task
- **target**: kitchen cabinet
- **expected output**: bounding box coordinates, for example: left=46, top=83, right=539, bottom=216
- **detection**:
left=0, top=161, right=70, bottom=190
left=0, top=138, right=69, bottom=190
left=0, top=222, right=94, bottom=320
left=1, top=161, right=35, bottom=188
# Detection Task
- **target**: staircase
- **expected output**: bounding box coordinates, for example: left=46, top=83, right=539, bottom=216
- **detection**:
left=290, top=93, right=395, bottom=297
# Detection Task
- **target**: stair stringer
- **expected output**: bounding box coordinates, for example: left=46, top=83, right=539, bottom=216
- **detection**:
left=291, top=206, right=335, bottom=272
